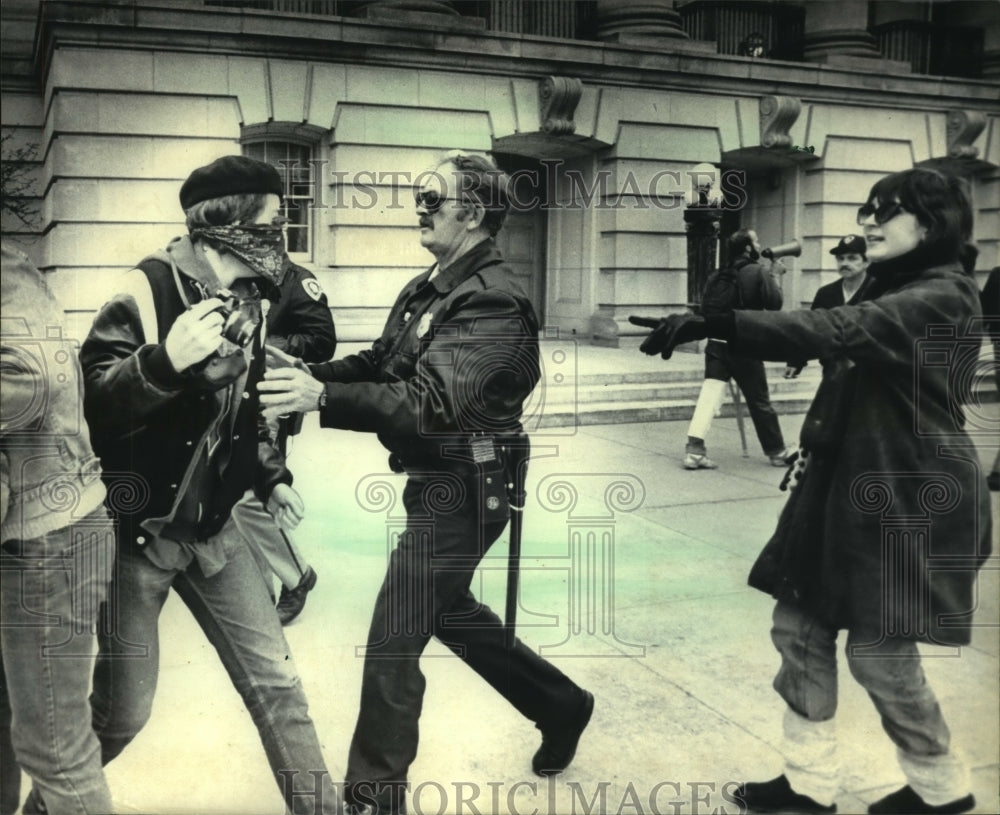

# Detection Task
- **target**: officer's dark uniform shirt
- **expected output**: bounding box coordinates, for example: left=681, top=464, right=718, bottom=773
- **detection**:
left=308, top=239, right=539, bottom=470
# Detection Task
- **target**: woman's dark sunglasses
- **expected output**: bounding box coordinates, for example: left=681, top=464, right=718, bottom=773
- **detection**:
left=857, top=200, right=907, bottom=226
left=414, top=189, right=457, bottom=213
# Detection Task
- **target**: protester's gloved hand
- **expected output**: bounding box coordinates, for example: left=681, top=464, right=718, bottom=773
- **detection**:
left=628, top=314, right=709, bottom=360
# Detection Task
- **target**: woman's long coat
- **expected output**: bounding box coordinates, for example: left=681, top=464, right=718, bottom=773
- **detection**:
left=735, top=261, right=992, bottom=646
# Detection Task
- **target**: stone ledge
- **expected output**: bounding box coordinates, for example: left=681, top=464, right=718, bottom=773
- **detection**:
left=809, top=53, right=913, bottom=74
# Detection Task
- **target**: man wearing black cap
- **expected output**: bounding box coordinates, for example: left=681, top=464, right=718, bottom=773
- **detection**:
left=77, top=156, right=340, bottom=815
left=784, top=234, right=870, bottom=378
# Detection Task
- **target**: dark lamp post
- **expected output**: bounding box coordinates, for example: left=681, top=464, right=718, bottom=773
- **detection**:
left=684, top=163, right=722, bottom=312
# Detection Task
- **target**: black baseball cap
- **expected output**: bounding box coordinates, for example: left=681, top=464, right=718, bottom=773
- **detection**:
left=830, top=234, right=866, bottom=256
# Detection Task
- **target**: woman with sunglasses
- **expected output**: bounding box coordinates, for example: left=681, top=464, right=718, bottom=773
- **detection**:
left=631, top=167, right=990, bottom=814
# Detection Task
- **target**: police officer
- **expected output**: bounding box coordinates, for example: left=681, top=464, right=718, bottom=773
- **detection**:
left=232, top=256, right=336, bottom=625
left=259, top=152, right=594, bottom=815
left=784, top=234, right=870, bottom=379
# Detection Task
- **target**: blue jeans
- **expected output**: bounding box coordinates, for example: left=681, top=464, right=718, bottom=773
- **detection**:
left=89, top=520, right=339, bottom=815
left=770, top=602, right=968, bottom=804
left=0, top=506, right=115, bottom=815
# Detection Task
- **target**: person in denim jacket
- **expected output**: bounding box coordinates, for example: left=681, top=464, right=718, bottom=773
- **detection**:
left=1, top=243, right=115, bottom=815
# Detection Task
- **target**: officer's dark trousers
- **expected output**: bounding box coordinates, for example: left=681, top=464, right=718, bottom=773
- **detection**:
left=705, top=339, right=786, bottom=457
left=345, top=470, right=584, bottom=810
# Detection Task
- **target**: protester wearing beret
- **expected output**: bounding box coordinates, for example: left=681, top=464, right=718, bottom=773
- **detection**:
left=784, top=233, right=871, bottom=378
left=632, top=168, right=990, bottom=815
left=78, top=156, right=340, bottom=814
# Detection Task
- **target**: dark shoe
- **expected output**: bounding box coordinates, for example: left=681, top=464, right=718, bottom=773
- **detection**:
left=345, top=782, right=406, bottom=815
left=532, top=690, right=594, bottom=776
left=22, top=788, right=47, bottom=815
left=276, top=567, right=317, bottom=626
left=734, top=775, right=836, bottom=813
left=868, top=786, right=974, bottom=814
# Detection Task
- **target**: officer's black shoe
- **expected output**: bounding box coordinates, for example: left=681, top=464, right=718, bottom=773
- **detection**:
left=276, top=567, right=317, bottom=626
left=345, top=805, right=403, bottom=815
left=734, top=775, right=836, bottom=813
left=868, top=786, right=974, bottom=815
left=532, top=690, right=594, bottom=776
left=344, top=782, right=406, bottom=815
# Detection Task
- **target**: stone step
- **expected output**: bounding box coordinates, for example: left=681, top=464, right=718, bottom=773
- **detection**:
left=532, top=378, right=998, bottom=429
left=532, top=390, right=820, bottom=429
left=539, top=373, right=823, bottom=406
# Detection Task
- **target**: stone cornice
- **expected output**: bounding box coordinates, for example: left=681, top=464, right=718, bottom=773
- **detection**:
left=13, top=0, right=1000, bottom=112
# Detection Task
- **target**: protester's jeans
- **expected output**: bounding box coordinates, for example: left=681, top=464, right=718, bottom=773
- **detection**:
left=89, top=522, right=339, bottom=815
left=345, top=472, right=586, bottom=812
left=0, top=506, right=115, bottom=815
left=770, top=601, right=968, bottom=806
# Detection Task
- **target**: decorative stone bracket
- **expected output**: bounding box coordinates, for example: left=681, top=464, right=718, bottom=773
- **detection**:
left=760, top=95, right=802, bottom=149
left=540, top=76, right=584, bottom=136
left=946, top=110, right=987, bottom=159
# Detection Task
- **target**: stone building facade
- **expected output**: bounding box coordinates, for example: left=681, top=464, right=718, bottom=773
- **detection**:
left=2, top=0, right=998, bottom=342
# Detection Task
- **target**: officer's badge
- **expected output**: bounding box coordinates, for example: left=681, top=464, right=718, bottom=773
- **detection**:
left=302, top=279, right=325, bottom=302
left=417, top=312, right=434, bottom=338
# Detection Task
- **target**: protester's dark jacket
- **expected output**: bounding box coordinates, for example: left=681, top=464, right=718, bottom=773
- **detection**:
left=310, top=239, right=539, bottom=470
left=80, top=236, right=291, bottom=547
left=266, top=262, right=336, bottom=364
left=1, top=245, right=106, bottom=543
left=733, top=256, right=784, bottom=311
left=730, top=251, right=991, bottom=645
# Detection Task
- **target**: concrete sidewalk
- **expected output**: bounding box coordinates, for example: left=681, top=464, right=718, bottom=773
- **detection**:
left=85, top=412, right=997, bottom=815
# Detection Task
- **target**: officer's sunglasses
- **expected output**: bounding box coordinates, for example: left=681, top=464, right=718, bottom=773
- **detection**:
left=856, top=200, right=907, bottom=226
left=414, top=189, right=459, bottom=214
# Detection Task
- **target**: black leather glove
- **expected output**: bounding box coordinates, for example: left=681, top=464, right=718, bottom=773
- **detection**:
left=628, top=314, right=709, bottom=360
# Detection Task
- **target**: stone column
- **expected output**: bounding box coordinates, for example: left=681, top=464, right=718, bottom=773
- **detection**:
left=802, top=0, right=881, bottom=64
left=984, top=23, right=1000, bottom=78
left=595, top=0, right=688, bottom=41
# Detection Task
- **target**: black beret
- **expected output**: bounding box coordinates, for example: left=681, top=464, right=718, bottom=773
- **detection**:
left=179, top=155, right=283, bottom=210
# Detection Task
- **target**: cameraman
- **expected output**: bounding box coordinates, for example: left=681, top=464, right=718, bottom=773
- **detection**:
left=78, top=156, right=340, bottom=814
left=259, top=152, right=594, bottom=815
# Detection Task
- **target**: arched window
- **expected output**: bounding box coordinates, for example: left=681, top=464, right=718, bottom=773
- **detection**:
left=242, top=123, right=326, bottom=262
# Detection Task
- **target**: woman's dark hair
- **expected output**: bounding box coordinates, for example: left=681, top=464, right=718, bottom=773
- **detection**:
left=185, top=193, right=268, bottom=232
left=863, top=168, right=972, bottom=264
left=437, top=151, right=510, bottom=237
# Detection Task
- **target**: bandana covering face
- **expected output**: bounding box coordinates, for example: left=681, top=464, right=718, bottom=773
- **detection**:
left=191, top=224, right=289, bottom=285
